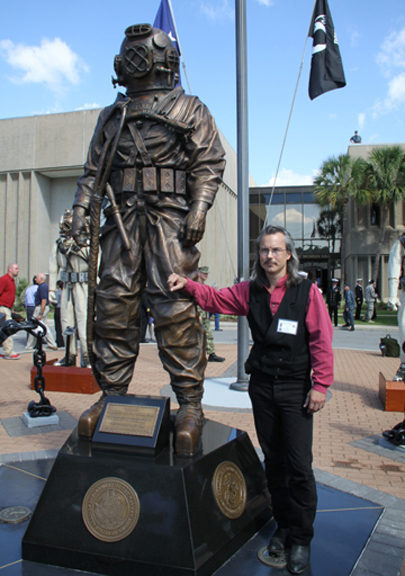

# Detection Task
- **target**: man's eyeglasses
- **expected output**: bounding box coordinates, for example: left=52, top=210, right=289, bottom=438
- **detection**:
left=259, top=247, right=287, bottom=258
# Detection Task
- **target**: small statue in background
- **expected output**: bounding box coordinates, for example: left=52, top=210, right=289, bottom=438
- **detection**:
left=49, top=209, right=90, bottom=368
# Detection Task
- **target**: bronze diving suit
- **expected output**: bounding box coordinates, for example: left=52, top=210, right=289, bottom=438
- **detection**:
left=72, top=24, right=226, bottom=455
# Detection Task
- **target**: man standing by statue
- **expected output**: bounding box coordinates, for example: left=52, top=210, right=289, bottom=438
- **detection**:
left=387, top=233, right=405, bottom=380
left=49, top=210, right=90, bottom=367
left=71, top=24, right=225, bottom=456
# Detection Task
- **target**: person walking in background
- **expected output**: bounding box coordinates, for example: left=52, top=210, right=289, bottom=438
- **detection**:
left=364, top=279, right=378, bottom=323
left=26, top=273, right=58, bottom=351
left=0, top=263, right=20, bottom=360
left=326, top=279, right=341, bottom=327
left=168, top=225, right=333, bottom=574
left=147, top=314, right=155, bottom=343
left=25, top=276, right=38, bottom=319
left=342, top=284, right=355, bottom=331
left=198, top=267, right=224, bottom=363
left=355, top=278, right=363, bottom=320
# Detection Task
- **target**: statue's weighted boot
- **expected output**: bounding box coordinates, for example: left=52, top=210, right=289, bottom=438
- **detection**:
left=174, top=402, right=204, bottom=456
left=78, top=395, right=106, bottom=438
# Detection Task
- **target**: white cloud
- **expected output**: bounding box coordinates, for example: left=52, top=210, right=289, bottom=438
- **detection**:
left=0, top=37, right=89, bottom=94
left=350, top=30, right=361, bottom=48
left=200, top=0, right=233, bottom=20
left=376, top=28, right=405, bottom=74
left=75, top=103, right=101, bottom=111
left=374, top=27, right=405, bottom=114
left=256, top=0, right=274, bottom=6
left=358, top=112, right=366, bottom=130
left=267, top=168, right=315, bottom=187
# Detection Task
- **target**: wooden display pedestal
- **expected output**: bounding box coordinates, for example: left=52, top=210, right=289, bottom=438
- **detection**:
left=30, top=360, right=99, bottom=395
left=379, top=372, right=405, bottom=412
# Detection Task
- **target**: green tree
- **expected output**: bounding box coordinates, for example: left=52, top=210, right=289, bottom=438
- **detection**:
left=363, top=146, right=405, bottom=283
left=316, top=208, right=343, bottom=277
left=15, top=277, right=28, bottom=313
left=313, top=154, right=369, bottom=281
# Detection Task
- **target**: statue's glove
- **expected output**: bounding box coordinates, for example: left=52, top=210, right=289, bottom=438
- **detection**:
left=387, top=297, right=400, bottom=311
left=72, top=206, right=90, bottom=247
left=180, top=207, right=207, bottom=248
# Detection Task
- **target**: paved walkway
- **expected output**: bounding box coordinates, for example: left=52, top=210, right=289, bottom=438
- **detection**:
left=1, top=321, right=405, bottom=574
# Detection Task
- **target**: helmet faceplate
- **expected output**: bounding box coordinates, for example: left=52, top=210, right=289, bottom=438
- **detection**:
left=113, top=24, right=180, bottom=92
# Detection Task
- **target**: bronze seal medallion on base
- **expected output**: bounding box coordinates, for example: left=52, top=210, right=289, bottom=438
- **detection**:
left=212, top=461, right=247, bottom=519
left=82, top=477, right=140, bottom=542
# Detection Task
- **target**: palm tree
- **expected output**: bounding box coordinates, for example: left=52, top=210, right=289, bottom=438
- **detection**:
left=316, top=208, right=343, bottom=277
left=313, top=154, right=369, bottom=281
left=363, top=146, right=405, bottom=282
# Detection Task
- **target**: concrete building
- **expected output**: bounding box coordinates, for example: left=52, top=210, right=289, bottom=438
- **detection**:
left=0, top=109, right=241, bottom=289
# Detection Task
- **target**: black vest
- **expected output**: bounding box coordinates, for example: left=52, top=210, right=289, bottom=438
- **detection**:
left=246, top=280, right=312, bottom=380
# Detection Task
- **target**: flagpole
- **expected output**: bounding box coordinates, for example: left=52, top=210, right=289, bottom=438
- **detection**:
left=230, top=0, right=250, bottom=392
left=167, top=0, right=192, bottom=94
left=264, top=0, right=317, bottom=227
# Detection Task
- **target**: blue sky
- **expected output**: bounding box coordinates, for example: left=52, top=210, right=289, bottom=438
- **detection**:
left=1, top=0, right=404, bottom=186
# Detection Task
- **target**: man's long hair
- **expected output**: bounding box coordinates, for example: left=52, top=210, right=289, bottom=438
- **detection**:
left=251, top=225, right=301, bottom=289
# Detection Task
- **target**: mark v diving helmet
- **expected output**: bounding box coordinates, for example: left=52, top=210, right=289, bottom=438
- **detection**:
left=113, top=24, right=180, bottom=92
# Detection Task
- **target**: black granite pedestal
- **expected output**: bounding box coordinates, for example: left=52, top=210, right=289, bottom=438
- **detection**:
left=22, top=411, right=271, bottom=576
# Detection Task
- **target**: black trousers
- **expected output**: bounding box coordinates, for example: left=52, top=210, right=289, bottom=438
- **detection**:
left=249, top=372, right=317, bottom=546
left=328, top=305, right=338, bottom=326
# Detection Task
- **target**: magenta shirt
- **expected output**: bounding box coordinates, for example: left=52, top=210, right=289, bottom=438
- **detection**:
left=184, top=275, right=334, bottom=394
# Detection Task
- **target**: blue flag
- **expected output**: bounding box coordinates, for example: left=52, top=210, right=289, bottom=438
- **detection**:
left=153, top=0, right=181, bottom=56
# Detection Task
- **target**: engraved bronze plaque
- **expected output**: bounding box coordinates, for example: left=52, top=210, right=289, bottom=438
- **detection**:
left=82, top=477, right=140, bottom=542
left=99, top=403, right=159, bottom=437
left=0, top=505, right=32, bottom=524
left=212, top=461, right=247, bottom=519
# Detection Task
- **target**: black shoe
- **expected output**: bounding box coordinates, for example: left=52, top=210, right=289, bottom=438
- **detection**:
left=208, top=353, right=225, bottom=362
left=269, top=527, right=290, bottom=553
left=349, top=326, right=355, bottom=331
left=257, top=527, right=289, bottom=568
left=341, top=323, right=349, bottom=328
left=287, top=544, right=310, bottom=575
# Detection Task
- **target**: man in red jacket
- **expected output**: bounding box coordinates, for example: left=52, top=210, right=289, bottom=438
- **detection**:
left=0, top=263, right=20, bottom=360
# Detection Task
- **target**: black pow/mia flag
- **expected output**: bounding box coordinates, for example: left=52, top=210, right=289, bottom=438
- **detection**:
left=308, top=0, right=346, bottom=100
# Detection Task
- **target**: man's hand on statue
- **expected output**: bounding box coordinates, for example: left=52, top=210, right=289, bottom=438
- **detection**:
left=168, top=273, right=188, bottom=292
left=72, top=206, right=90, bottom=247
left=180, top=209, right=206, bottom=247
left=304, top=389, right=326, bottom=414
